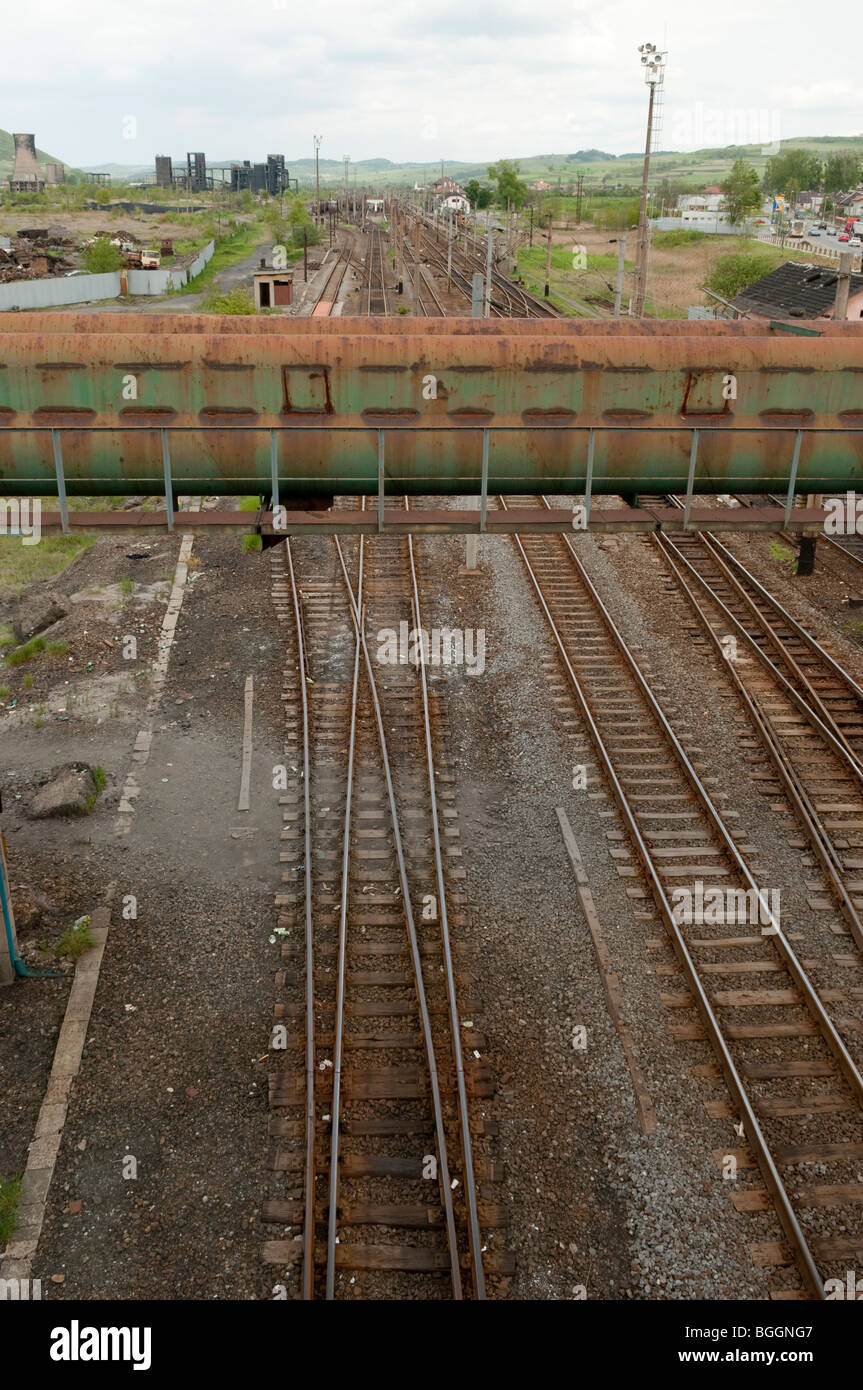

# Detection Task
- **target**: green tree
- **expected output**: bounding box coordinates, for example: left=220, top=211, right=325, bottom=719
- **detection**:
left=487, top=159, right=527, bottom=209
left=824, top=152, right=862, bottom=193
left=762, top=150, right=822, bottom=197
left=719, top=159, right=762, bottom=225
left=83, top=236, right=124, bottom=273
left=94, top=187, right=111, bottom=206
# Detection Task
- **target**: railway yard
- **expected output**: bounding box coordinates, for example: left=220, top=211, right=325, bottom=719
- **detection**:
left=3, top=211, right=863, bottom=1318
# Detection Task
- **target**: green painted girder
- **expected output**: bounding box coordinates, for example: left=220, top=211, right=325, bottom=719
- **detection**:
left=0, top=314, right=862, bottom=497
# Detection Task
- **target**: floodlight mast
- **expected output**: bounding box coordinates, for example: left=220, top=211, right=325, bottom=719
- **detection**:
left=632, top=43, right=667, bottom=317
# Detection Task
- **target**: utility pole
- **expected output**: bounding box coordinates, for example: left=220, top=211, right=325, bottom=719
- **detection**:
left=633, top=43, right=666, bottom=318
left=576, top=174, right=584, bottom=223
left=484, top=229, right=493, bottom=317
left=529, top=204, right=534, bottom=248
left=447, top=210, right=453, bottom=292
left=314, top=135, right=322, bottom=223
left=833, top=250, right=853, bottom=321
left=343, top=155, right=349, bottom=218
left=544, top=211, right=552, bottom=298
left=610, top=235, right=627, bottom=317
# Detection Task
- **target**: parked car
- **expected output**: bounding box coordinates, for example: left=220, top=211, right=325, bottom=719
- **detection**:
left=851, top=237, right=862, bottom=248
left=839, top=232, right=850, bottom=242
left=808, top=227, right=821, bottom=236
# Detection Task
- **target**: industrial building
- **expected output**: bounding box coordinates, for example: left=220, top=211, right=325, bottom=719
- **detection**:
left=8, top=134, right=45, bottom=193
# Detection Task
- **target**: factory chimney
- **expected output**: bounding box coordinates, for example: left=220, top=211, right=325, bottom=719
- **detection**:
left=11, top=134, right=43, bottom=188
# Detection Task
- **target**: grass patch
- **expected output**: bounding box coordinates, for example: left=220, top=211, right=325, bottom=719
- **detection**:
left=21, top=673, right=33, bottom=690
left=0, top=1174, right=21, bottom=1246
left=56, top=915, right=95, bottom=961
left=238, top=496, right=262, bottom=512
left=119, top=577, right=134, bottom=597
left=769, top=539, right=797, bottom=567
left=5, top=635, right=45, bottom=665
left=46, top=640, right=68, bottom=655
left=91, top=766, right=107, bottom=794
left=242, top=535, right=262, bottom=552
left=0, top=534, right=96, bottom=599
left=653, top=228, right=710, bottom=248
left=0, top=685, right=9, bottom=698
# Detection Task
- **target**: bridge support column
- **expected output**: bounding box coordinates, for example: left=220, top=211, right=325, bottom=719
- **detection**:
left=797, top=537, right=817, bottom=576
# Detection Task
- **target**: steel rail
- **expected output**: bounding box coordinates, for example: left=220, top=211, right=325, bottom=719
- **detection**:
left=312, top=240, right=352, bottom=314
left=660, top=507, right=863, bottom=782
left=284, top=537, right=318, bottom=1301
left=657, top=532, right=863, bottom=958
left=332, top=529, right=464, bottom=1297
left=536, top=494, right=863, bottom=1109
left=404, top=498, right=487, bottom=1298
left=324, top=528, right=364, bottom=1299
left=667, top=496, right=863, bottom=734
left=506, top=496, right=863, bottom=1297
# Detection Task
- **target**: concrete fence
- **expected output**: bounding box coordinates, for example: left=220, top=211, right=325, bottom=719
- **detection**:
left=0, top=239, right=216, bottom=311
left=756, top=234, right=862, bottom=267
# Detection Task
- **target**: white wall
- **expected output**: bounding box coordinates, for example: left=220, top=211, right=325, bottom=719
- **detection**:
left=0, top=240, right=216, bottom=311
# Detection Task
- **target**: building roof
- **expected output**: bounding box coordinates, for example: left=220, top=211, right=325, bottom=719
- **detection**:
left=731, top=259, right=863, bottom=319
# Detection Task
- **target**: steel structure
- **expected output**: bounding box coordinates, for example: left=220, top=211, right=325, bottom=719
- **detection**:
left=1, top=317, right=862, bottom=533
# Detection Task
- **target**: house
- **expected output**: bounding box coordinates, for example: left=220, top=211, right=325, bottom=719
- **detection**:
left=678, top=192, right=724, bottom=213
left=730, top=260, right=863, bottom=321
left=530, top=180, right=551, bottom=192
left=432, top=177, right=464, bottom=197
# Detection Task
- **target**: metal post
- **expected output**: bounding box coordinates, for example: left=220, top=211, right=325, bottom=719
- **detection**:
left=303, top=227, right=308, bottom=283
left=270, top=429, right=280, bottom=514
left=447, top=212, right=453, bottom=293
left=484, top=230, right=493, bottom=317
left=161, top=428, right=174, bottom=531
left=682, top=429, right=699, bottom=530
left=783, top=430, right=803, bottom=526
left=480, top=429, right=489, bottom=532
left=613, top=235, right=627, bottom=318
left=0, top=831, right=19, bottom=986
left=584, top=428, right=595, bottom=527
left=471, top=272, right=484, bottom=318
left=51, top=428, right=69, bottom=535
left=377, top=430, right=385, bottom=533
left=833, top=251, right=853, bottom=321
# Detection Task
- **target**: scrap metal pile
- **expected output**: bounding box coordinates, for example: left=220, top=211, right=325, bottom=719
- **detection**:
left=0, top=225, right=77, bottom=283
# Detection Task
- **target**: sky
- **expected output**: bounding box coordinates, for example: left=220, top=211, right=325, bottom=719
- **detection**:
left=4, top=1, right=863, bottom=169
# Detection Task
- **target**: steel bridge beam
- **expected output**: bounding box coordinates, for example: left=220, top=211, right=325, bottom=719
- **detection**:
left=1, top=316, right=862, bottom=501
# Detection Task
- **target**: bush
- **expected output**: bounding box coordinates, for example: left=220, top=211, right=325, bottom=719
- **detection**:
left=202, top=285, right=256, bottom=315
left=83, top=236, right=124, bottom=274
left=706, top=251, right=777, bottom=300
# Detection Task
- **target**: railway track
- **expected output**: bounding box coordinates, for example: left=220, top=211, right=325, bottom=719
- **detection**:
left=500, top=494, right=863, bottom=1299
left=310, top=238, right=352, bottom=316
left=405, top=209, right=560, bottom=318
left=262, top=508, right=504, bottom=1298
left=367, top=225, right=389, bottom=316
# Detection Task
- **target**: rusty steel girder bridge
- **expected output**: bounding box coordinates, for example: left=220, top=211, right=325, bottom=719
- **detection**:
left=0, top=314, right=861, bottom=535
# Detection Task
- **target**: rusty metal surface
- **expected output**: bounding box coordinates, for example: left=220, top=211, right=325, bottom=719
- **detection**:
left=1, top=315, right=862, bottom=496
left=29, top=505, right=828, bottom=536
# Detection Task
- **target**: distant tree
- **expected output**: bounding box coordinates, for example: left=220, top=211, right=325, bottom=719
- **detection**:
left=762, top=150, right=822, bottom=197
left=94, top=187, right=111, bottom=206
left=720, top=159, right=762, bottom=224
left=83, top=236, right=124, bottom=273
left=487, top=159, right=528, bottom=209
left=824, top=152, right=862, bottom=193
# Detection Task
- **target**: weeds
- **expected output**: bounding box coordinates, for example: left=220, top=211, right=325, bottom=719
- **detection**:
left=56, top=915, right=95, bottom=960
left=0, top=1174, right=21, bottom=1246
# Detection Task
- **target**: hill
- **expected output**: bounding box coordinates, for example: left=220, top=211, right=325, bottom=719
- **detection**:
left=21, top=132, right=863, bottom=193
